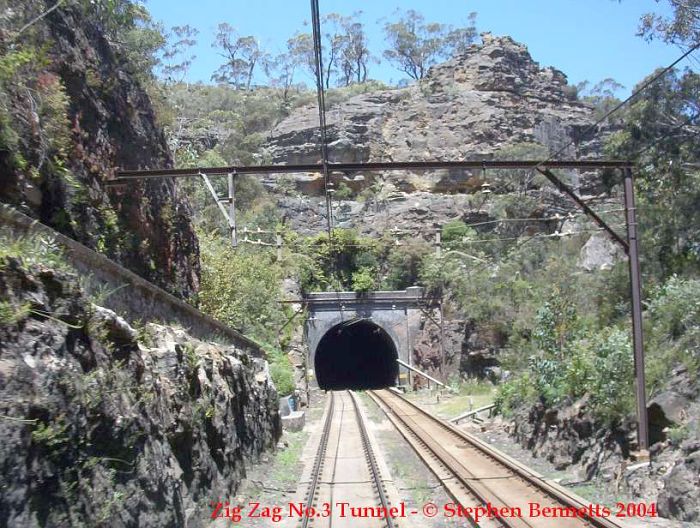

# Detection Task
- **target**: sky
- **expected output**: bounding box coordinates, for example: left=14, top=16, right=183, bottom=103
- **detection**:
left=144, top=0, right=696, bottom=97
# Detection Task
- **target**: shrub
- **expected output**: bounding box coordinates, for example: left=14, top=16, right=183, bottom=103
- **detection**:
left=268, top=348, right=295, bottom=396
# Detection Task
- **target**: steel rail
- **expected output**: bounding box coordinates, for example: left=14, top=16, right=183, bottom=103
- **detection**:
left=106, top=160, right=634, bottom=184
left=302, top=391, right=395, bottom=528
left=301, top=392, right=335, bottom=528
left=348, top=391, right=397, bottom=528
left=369, top=389, right=624, bottom=528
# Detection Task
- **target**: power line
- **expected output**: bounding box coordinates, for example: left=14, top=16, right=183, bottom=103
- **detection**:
left=540, top=40, right=700, bottom=165
left=631, top=112, right=700, bottom=159
left=309, top=0, right=333, bottom=238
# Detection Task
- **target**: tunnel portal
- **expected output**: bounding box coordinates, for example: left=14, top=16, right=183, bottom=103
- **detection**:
left=314, top=319, right=399, bottom=390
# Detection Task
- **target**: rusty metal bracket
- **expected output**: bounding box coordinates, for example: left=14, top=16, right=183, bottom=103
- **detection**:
left=200, top=171, right=238, bottom=248
left=536, top=167, right=629, bottom=252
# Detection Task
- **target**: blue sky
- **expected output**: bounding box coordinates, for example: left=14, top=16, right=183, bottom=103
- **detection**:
left=145, top=0, right=696, bottom=97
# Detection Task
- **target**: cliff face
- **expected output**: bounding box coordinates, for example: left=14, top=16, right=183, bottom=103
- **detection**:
left=264, top=35, right=608, bottom=237
left=0, top=259, right=281, bottom=527
left=0, top=4, right=199, bottom=299
left=263, top=35, right=619, bottom=382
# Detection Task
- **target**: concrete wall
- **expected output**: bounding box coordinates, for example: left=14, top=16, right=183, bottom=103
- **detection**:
left=0, top=204, right=262, bottom=357
left=304, top=288, right=424, bottom=385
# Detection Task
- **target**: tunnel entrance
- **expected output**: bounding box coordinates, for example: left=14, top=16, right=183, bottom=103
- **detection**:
left=314, top=319, right=399, bottom=390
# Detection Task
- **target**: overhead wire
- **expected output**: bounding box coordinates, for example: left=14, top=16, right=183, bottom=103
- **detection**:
left=540, top=40, right=700, bottom=165
left=309, top=0, right=333, bottom=238
left=631, top=112, right=700, bottom=159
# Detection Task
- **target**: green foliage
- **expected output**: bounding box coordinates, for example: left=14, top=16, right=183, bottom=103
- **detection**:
left=667, top=424, right=690, bottom=445
left=648, top=275, right=700, bottom=341
left=382, top=9, right=478, bottom=80
left=576, top=78, right=625, bottom=119
left=351, top=267, right=376, bottom=292
left=589, top=329, right=634, bottom=423
left=533, top=294, right=581, bottom=358
left=78, top=0, right=165, bottom=84
left=382, top=238, right=431, bottom=290
left=496, top=325, right=633, bottom=424
left=211, top=24, right=268, bottom=89
left=0, top=300, right=31, bottom=326
left=639, top=0, right=700, bottom=47
left=606, top=69, right=700, bottom=277
left=295, top=228, right=380, bottom=292
left=646, top=276, right=700, bottom=395
left=334, top=182, right=354, bottom=200
left=31, top=418, right=70, bottom=452
left=0, top=228, right=69, bottom=271
left=267, top=347, right=295, bottom=396
left=441, top=220, right=473, bottom=243
left=494, top=373, right=536, bottom=416
left=198, top=232, right=286, bottom=344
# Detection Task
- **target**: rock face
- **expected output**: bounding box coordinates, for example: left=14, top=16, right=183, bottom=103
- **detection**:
left=0, top=5, right=199, bottom=299
left=508, top=367, right=700, bottom=522
left=508, top=396, right=632, bottom=479
left=266, top=35, right=606, bottom=214
left=578, top=232, right=625, bottom=271
left=0, top=260, right=281, bottom=527
left=268, top=36, right=598, bottom=166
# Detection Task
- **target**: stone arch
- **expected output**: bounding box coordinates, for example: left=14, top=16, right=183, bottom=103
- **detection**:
left=314, top=319, right=399, bottom=390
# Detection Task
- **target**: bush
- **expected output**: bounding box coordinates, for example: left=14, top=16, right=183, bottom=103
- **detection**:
left=296, top=229, right=381, bottom=292
left=351, top=267, right=375, bottom=292
left=441, top=220, right=474, bottom=243
left=266, top=347, right=295, bottom=396
left=197, top=232, right=285, bottom=345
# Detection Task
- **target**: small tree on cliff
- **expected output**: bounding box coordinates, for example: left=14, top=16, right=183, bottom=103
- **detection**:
left=212, top=23, right=268, bottom=89
left=382, top=9, right=478, bottom=80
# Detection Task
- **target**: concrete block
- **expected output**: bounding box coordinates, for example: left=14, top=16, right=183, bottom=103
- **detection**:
left=282, top=410, right=305, bottom=432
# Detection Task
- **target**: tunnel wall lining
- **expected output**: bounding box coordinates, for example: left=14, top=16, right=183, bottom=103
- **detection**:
left=304, top=288, right=424, bottom=385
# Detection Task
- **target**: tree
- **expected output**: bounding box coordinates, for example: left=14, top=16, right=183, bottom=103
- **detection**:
left=639, top=0, right=700, bottom=47
left=160, top=25, right=198, bottom=84
left=267, top=51, right=297, bottom=104
left=286, top=32, right=315, bottom=81
left=211, top=23, right=268, bottom=89
left=288, top=12, right=371, bottom=88
left=446, top=12, right=478, bottom=55
left=605, top=69, right=700, bottom=276
left=338, top=13, right=372, bottom=85
left=382, top=9, right=478, bottom=80
left=318, top=13, right=348, bottom=89
left=577, top=78, right=625, bottom=118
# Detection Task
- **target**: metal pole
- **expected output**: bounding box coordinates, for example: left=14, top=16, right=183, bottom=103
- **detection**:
left=405, top=307, right=412, bottom=388
left=537, top=167, right=629, bottom=251
left=439, top=292, right=446, bottom=383
left=623, top=168, right=649, bottom=454
left=435, top=230, right=441, bottom=257
left=228, top=172, right=237, bottom=247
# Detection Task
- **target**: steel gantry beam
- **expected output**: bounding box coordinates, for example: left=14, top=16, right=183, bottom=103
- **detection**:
left=106, top=158, right=649, bottom=454
left=105, top=159, right=634, bottom=184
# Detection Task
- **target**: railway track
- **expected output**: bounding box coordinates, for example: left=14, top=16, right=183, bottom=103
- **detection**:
left=299, top=391, right=396, bottom=528
left=368, top=388, right=626, bottom=528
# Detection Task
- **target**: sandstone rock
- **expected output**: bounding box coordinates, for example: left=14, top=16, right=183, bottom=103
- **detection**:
left=648, top=391, right=690, bottom=427
left=0, top=262, right=281, bottom=527
left=89, top=305, right=137, bottom=346
left=266, top=35, right=608, bottom=221
left=578, top=233, right=625, bottom=271
left=658, top=463, right=700, bottom=522
left=0, top=5, right=200, bottom=300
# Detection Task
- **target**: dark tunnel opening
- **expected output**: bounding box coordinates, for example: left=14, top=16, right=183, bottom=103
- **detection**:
left=314, top=320, right=399, bottom=390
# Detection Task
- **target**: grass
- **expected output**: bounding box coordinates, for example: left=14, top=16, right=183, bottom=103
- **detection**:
left=0, top=300, right=31, bottom=326
left=0, top=227, right=69, bottom=271
left=269, top=430, right=309, bottom=489
left=405, top=380, right=497, bottom=420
